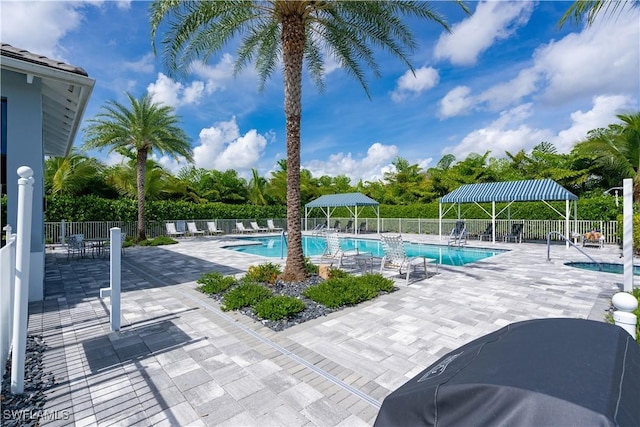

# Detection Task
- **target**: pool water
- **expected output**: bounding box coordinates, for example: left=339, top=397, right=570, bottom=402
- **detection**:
left=227, top=236, right=507, bottom=266
left=565, top=262, right=640, bottom=275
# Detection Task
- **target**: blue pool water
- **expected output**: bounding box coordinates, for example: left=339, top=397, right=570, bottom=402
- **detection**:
left=565, top=262, right=640, bottom=276
left=227, top=236, right=507, bottom=266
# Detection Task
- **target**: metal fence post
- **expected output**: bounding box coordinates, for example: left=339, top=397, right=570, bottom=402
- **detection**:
left=11, top=166, right=34, bottom=394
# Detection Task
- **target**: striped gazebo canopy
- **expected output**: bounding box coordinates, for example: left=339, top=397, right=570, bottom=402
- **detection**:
left=440, top=179, right=578, bottom=204
left=305, top=192, right=379, bottom=208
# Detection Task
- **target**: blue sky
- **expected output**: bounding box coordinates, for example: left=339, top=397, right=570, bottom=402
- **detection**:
left=2, top=1, right=638, bottom=183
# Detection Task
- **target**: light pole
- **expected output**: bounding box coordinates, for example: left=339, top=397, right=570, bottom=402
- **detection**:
left=603, top=187, right=623, bottom=207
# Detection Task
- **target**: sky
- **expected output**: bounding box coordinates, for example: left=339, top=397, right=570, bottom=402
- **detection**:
left=1, top=1, right=638, bottom=183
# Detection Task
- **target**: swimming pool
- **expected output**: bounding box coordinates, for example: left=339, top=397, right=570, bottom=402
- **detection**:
left=565, top=262, right=640, bottom=276
left=227, top=236, right=507, bottom=266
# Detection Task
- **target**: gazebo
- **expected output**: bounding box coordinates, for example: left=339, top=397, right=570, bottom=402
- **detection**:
left=439, top=179, right=579, bottom=246
left=304, top=193, right=380, bottom=234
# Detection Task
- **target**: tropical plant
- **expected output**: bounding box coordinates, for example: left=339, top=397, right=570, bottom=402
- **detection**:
left=248, top=168, right=268, bottom=206
left=150, top=0, right=464, bottom=281
left=560, top=0, right=639, bottom=27
left=82, top=93, right=193, bottom=241
left=44, top=151, right=107, bottom=196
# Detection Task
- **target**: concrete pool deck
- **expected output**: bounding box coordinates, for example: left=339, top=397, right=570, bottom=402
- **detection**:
left=23, top=233, right=636, bottom=426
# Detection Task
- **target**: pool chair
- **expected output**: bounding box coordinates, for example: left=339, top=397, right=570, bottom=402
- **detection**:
left=267, top=219, right=283, bottom=232
left=327, top=220, right=341, bottom=231
left=235, top=222, right=255, bottom=234
left=380, top=234, right=437, bottom=286
left=321, top=232, right=359, bottom=268
left=341, top=219, right=354, bottom=233
left=206, top=221, right=224, bottom=235
left=165, top=222, right=185, bottom=238
left=478, top=223, right=493, bottom=241
left=358, top=222, right=367, bottom=234
left=583, top=230, right=605, bottom=248
left=448, top=220, right=467, bottom=246
left=250, top=221, right=268, bottom=233
left=504, top=223, right=524, bottom=243
left=187, top=222, right=206, bottom=237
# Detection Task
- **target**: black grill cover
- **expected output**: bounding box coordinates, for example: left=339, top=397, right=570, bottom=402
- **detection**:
left=374, top=318, right=640, bottom=427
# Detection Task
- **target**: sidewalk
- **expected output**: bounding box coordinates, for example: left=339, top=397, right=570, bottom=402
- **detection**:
left=23, top=236, right=624, bottom=426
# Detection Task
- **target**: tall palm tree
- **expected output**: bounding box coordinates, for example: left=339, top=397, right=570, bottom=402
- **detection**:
left=560, top=0, right=638, bottom=27
left=572, top=112, right=640, bottom=199
left=150, top=0, right=464, bottom=281
left=83, top=93, right=193, bottom=241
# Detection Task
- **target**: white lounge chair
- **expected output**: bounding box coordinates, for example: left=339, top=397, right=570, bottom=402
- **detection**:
left=321, top=232, right=358, bottom=268
left=250, top=221, right=268, bottom=233
left=380, top=234, right=437, bottom=285
left=235, top=222, right=255, bottom=234
left=187, top=222, right=205, bottom=237
left=165, top=222, right=185, bottom=238
left=206, top=221, right=224, bottom=235
left=267, top=219, right=283, bottom=232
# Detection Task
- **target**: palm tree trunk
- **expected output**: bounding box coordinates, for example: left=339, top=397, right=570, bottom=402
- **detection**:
left=137, top=149, right=148, bottom=242
left=280, top=13, right=307, bottom=282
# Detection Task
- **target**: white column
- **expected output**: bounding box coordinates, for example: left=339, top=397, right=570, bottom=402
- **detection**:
left=110, top=227, right=121, bottom=331
left=565, top=200, right=570, bottom=249
left=11, top=166, right=34, bottom=394
left=622, top=179, right=633, bottom=292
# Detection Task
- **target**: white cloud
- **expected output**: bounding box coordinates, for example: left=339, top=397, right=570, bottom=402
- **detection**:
left=439, top=86, right=474, bottom=119
left=476, top=68, right=540, bottom=111
left=434, top=1, right=534, bottom=66
left=555, top=95, right=635, bottom=152
left=122, top=53, right=155, bottom=74
left=303, top=142, right=399, bottom=182
left=189, top=54, right=238, bottom=94
left=391, top=67, right=440, bottom=102
left=0, top=1, right=85, bottom=60
left=147, top=73, right=205, bottom=108
left=191, top=117, right=267, bottom=173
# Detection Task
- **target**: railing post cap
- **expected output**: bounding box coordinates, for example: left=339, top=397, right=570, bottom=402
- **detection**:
left=612, top=292, right=638, bottom=312
left=17, top=166, right=33, bottom=178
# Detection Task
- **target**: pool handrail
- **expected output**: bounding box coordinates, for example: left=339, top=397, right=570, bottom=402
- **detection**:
left=546, top=231, right=602, bottom=271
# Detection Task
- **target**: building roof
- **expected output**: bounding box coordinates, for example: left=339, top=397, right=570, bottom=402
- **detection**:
left=440, top=179, right=578, bottom=204
left=305, top=192, right=380, bottom=208
left=1, top=43, right=95, bottom=157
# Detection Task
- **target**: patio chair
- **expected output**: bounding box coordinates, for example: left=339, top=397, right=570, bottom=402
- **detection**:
left=478, top=223, right=493, bottom=241
left=98, top=232, right=127, bottom=258
left=187, top=222, right=205, bottom=237
left=250, top=221, right=268, bottom=233
left=380, top=234, right=437, bottom=286
left=235, top=222, right=255, bottom=234
left=267, top=219, right=283, bottom=232
left=341, top=219, right=354, bottom=233
left=358, top=222, right=367, bottom=233
left=328, top=220, right=341, bottom=231
left=67, top=234, right=85, bottom=259
left=165, top=222, right=185, bottom=238
left=321, top=232, right=359, bottom=268
left=206, top=221, right=224, bottom=235
left=504, top=223, right=524, bottom=243
left=448, top=220, right=467, bottom=246
left=582, top=230, right=605, bottom=248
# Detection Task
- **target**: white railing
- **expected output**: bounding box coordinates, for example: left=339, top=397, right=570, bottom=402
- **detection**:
left=0, top=227, right=17, bottom=378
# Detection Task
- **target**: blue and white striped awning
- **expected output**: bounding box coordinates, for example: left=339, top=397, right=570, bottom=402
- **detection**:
left=440, top=179, right=578, bottom=204
left=306, top=192, right=379, bottom=208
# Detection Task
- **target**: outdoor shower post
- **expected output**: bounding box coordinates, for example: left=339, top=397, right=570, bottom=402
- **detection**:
left=622, top=178, right=633, bottom=292
left=99, top=227, right=121, bottom=331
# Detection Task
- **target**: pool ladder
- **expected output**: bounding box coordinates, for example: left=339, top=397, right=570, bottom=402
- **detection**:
left=546, top=232, right=602, bottom=271
left=280, top=230, right=287, bottom=259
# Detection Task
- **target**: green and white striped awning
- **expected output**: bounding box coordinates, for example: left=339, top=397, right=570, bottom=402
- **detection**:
left=440, top=179, right=578, bottom=204
left=306, top=192, right=379, bottom=208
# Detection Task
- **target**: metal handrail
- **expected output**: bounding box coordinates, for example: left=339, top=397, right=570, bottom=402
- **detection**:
left=280, top=230, right=287, bottom=259
left=546, top=231, right=602, bottom=270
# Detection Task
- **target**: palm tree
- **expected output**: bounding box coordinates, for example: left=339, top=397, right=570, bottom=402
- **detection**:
left=150, top=0, right=464, bottom=281
left=572, top=112, right=640, bottom=199
left=83, top=93, right=193, bottom=241
left=560, top=0, right=639, bottom=27
left=248, top=168, right=268, bottom=206
left=45, top=151, right=105, bottom=196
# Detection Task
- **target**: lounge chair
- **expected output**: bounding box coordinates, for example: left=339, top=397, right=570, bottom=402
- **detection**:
left=327, top=220, right=341, bottom=231
left=341, top=220, right=354, bottom=233
left=358, top=222, right=367, bottom=234
left=583, top=230, right=605, bottom=248
left=504, top=223, right=524, bottom=243
left=478, top=223, right=493, bottom=241
left=250, top=221, right=268, bottom=233
left=187, top=222, right=205, bottom=237
left=235, top=222, right=255, bottom=234
left=321, top=232, right=359, bottom=268
left=311, top=223, right=326, bottom=235
left=267, top=219, right=283, bottom=232
left=206, top=221, right=224, bottom=235
left=448, top=220, right=467, bottom=246
left=165, top=222, right=185, bottom=238
left=380, top=234, right=437, bottom=286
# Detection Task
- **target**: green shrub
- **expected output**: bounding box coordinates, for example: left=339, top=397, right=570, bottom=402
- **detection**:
left=245, top=262, right=282, bottom=285
left=304, top=257, right=319, bottom=275
left=254, top=296, right=306, bottom=320
left=303, top=274, right=393, bottom=308
left=222, top=283, right=272, bottom=311
left=138, top=236, right=178, bottom=246
left=196, top=271, right=237, bottom=295
left=633, top=288, right=640, bottom=344
left=327, top=268, right=350, bottom=279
